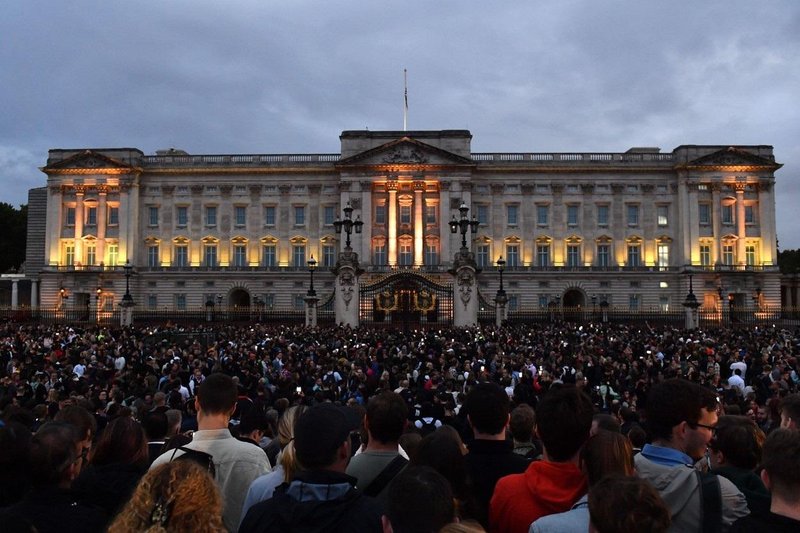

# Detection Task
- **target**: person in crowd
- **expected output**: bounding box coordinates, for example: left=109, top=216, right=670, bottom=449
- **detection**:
left=463, top=382, right=529, bottom=528
left=509, top=403, right=540, bottom=460
left=108, top=460, right=225, bottom=533
left=490, top=385, right=592, bottom=533
left=142, top=409, right=169, bottom=465
left=54, top=404, right=97, bottom=474
left=590, top=413, right=620, bottom=435
left=347, top=391, right=409, bottom=498
left=72, top=415, right=150, bottom=522
left=0, top=421, right=107, bottom=533
left=0, top=421, right=32, bottom=507
left=779, top=393, right=800, bottom=430
left=151, top=372, right=270, bottom=532
left=235, top=410, right=270, bottom=457
left=240, top=405, right=306, bottom=522
left=239, top=402, right=382, bottom=532
left=381, top=466, right=456, bottom=533
left=588, top=476, right=671, bottom=533
left=530, top=429, right=635, bottom=533
left=708, top=415, right=771, bottom=516
left=634, top=378, right=749, bottom=531
left=164, top=408, right=183, bottom=440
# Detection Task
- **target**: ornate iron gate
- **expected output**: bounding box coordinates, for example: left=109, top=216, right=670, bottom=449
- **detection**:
left=360, top=272, right=453, bottom=328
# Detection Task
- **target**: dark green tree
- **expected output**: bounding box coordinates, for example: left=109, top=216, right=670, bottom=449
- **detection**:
left=778, top=248, right=800, bottom=274
left=0, top=203, right=27, bottom=273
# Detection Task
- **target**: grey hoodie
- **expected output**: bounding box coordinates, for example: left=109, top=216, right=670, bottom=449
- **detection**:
left=635, top=453, right=749, bottom=532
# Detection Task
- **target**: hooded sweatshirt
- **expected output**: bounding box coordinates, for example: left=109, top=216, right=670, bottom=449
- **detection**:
left=489, top=460, right=586, bottom=533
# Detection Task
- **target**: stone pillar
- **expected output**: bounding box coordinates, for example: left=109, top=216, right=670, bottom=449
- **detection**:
left=451, top=251, right=479, bottom=327
left=712, top=184, right=721, bottom=264
left=97, top=187, right=107, bottom=266
left=120, top=303, right=134, bottom=327
left=439, top=180, right=451, bottom=263
left=735, top=183, right=746, bottom=266
left=305, top=295, right=319, bottom=327
left=758, top=180, right=776, bottom=265
left=11, top=279, right=19, bottom=309
left=74, top=187, right=85, bottom=264
left=414, top=181, right=424, bottom=266
left=31, top=279, right=38, bottom=310
left=495, top=292, right=508, bottom=327
left=334, top=249, right=361, bottom=327
left=387, top=181, right=398, bottom=266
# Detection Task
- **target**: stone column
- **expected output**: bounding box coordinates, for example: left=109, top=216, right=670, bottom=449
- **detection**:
left=31, top=279, right=38, bottom=310
left=439, top=180, right=451, bottom=264
left=305, top=295, right=319, bottom=327
left=387, top=180, right=398, bottom=266
left=334, top=249, right=361, bottom=327
left=414, top=181, right=424, bottom=266
left=359, top=181, right=373, bottom=262
left=97, top=187, right=107, bottom=266
left=11, top=279, right=19, bottom=309
left=735, top=183, right=746, bottom=266
left=495, top=292, right=508, bottom=327
left=758, top=180, right=776, bottom=265
left=451, top=250, right=478, bottom=327
left=74, top=187, right=85, bottom=264
left=712, top=184, right=721, bottom=264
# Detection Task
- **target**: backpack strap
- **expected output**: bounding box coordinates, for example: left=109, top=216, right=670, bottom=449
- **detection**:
left=362, top=455, right=408, bottom=497
left=697, top=471, right=722, bottom=533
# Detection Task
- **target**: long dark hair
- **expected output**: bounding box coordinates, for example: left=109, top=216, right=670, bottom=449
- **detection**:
left=91, top=416, right=149, bottom=469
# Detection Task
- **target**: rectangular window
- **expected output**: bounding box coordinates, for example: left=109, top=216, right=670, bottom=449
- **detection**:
left=235, top=206, right=247, bottom=227
left=722, top=204, right=734, bottom=225
left=425, top=205, right=437, bottom=225
left=476, top=205, right=489, bottom=225
left=597, top=205, right=609, bottom=226
left=567, top=205, right=579, bottom=226
left=65, top=244, right=75, bottom=266
left=324, top=206, right=336, bottom=226
left=538, top=295, right=549, bottom=308
left=722, top=245, right=734, bottom=265
left=508, top=295, right=519, bottom=311
left=174, top=245, right=188, bottom=267
left=86, top=207, right=97, bottom=226
left=149, top=206, right=159, bottom=226
left=745, top=205, right=755, bottom=224
left=65, top=207, right=76, bottom=226
left=629, top=294, right=640, bottom=311
left=108, top=207, right=119, bottom=226
left=294, top=294, right=305, bottom=310
left=700, top=244, right=711, bottom=266
left=536, top=244, right=550, bottom=267
left=262, top=244, right=276, bottom=267
left=657, top=205, right=669, bottom=226
left=204, top=244, right=217, bottom=267
left=746, top=245, right=757, bottom=266
left=699, top=203, right=711, bottom=225
left=86, top=244, right=96, bottom=265
left=264, top=206, right=276, bottom=226
left=627, top=204, right=639, bottom=226
left=506, top=245, right=519, bottom=267
left=294, top=206, right=305, bottom=226
left=659, top=296, right=670, bottom=312
left=148, top=245, right=159, bottom=267
left=323, top=245, right=336, bottom=267
left=657, top=243, right=670, bottom=268
left=400, top=205, right=412, bottom=225
left=107, top=244, right=119, bottom=266
left=566, top=244, right=581, bottom=268
left=399, top=243, right=413, bottom=266
left=597, top=244, right=610, bottom=267
left=507, top=205, right=518, bottom=226
left=233, top=245, right=247, bottom=267
left=536, top=205, right=549, bottom=226
left=176, top=206, right=188, bottom=227
left=147, top=294, right=157, bottom=310
left=373, top=243, right=387, bottom=265
left=424, top=243, right=439, bottom=265
left=175, top=294, right=186, bottom=311
left=292, top=245, right=305, bottom=267
left=627, top=245, right=641, bottom=267
left=476, top=245, right=489, bottom=268
left=375, top=205, right=386, bottom=225
left=205, top=206, right=217, bottom=226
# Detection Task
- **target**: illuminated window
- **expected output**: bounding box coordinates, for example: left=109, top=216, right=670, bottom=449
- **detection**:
left=399, top=243, right=413, bottom=265
left=148, top=245, right=159, bottom=267
left=746, top=244, right=757, bottom=266
left=107, top=244, right=118, bottom=266
left=86, top=243, right=96, bottom=265
left=657, top=243, right=670, bottom=268
left=65, top=244, right=75, bottom=266
left=657, top=205, right=669, bottom=226
left=700, top=244, right=711, bottom=266
left=722, top=245, right=734, bottom=265
left=373, top=243, right=386, bottom=264
left=506, top=245, right=519, bottom=267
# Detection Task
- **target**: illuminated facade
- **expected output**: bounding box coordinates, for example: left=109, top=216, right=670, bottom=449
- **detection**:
left=27, top=130, right=782, bottom=322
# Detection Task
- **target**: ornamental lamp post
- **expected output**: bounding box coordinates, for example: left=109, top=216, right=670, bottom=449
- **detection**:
left=683, top=272, right=701, bottom=329
left=333, top=202, right=363, bottom=250
left=449, top=202, right=479, bottom=251
left=307, top=255, right=317, bottom=297
left=496, top=256, right=506, bottom=298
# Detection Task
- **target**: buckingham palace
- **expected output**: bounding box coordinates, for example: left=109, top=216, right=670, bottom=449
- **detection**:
left=23, top=129, right=782, bottom=327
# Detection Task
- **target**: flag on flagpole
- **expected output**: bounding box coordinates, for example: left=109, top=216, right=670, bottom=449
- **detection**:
left=403, top=68, right=408, bottom=131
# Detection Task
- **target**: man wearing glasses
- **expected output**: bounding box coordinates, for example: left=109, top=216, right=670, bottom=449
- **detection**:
left=635, top=378, right=749, bottom=531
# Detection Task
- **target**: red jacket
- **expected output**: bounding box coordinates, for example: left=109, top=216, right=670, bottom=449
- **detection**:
left=489, top=460, right=586, bottom=533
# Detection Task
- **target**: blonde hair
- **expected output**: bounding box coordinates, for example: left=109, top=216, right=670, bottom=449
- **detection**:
left=108, top=461, right=224, bottom=533
left=278, top=405, right=306, bottom=482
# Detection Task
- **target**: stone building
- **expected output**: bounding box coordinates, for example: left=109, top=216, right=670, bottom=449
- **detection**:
left=24, top=129, right=782, bottom=326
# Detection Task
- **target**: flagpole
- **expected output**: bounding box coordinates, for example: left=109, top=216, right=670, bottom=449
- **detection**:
left=403, top=68, right=408, bottom=131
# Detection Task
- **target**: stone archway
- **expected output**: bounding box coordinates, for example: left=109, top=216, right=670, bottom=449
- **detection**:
left=229, top=288, right=250, bottom=308
left=562, top=288, right=586, bottom=322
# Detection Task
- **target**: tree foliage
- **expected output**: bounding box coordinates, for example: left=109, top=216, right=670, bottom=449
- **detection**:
left=778, top=248, right=800, bottom=274
left=0, top=203, right=27, bottom=273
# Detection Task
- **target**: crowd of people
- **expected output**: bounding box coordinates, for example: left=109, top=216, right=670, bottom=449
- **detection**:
left=0, top=318, right=799, bottom=532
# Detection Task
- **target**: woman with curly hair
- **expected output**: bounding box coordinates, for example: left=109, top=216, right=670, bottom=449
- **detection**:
left=108, top=460, right=224, bottom=533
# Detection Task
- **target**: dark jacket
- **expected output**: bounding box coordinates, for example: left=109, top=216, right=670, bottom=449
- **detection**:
left=72, top=462, right=148, bottom=519
left=713, top=465, right=771, bottom=517
left=0, top=486, right=107, bottom=533
left=238, top=470, right=383, bottom=533
left=464, top=438, right=530, bottom=528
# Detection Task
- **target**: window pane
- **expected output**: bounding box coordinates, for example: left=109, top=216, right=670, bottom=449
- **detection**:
left=567, top=205, right=579, bottom=226
left=627, top=205, right=639, bottom=225
left=476, top=205, right=489, bottom=225
left=324, top=206, right=336, bottom=225
left=235, top=206, right=246, bottom=226
left=264, top=206, right=276, bottom=226
left=177, top=206, right=188, bottom=226
left=375, top=205, right=386, bottom=225
left=206, top=206, right=217, bottom=226
left=597, top=205, right=609, bottom=226
left=537, top=205, right=549, bottom=225
left=263, top=245, right=276, bottom=267
left=294, top=206, right=305, bottom=225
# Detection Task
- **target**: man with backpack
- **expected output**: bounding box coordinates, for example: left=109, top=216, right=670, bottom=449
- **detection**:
left=635, top=378, right=749, bottom=531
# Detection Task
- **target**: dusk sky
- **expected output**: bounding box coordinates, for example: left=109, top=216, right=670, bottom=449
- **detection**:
left=2, top=1, right=798, bottom=247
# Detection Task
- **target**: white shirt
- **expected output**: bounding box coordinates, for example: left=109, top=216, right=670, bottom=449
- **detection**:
left=728, top=374, right=746, bottom=395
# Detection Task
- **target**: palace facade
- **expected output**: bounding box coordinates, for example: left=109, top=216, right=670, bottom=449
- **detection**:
left=24, top=129, right=782, bottom=325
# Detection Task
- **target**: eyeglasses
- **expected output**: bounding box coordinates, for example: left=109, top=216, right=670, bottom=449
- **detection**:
left=688, top=422, right=717, bottom=434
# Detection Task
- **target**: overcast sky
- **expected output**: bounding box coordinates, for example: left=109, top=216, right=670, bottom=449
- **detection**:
left=2, top=1, right=798, bottom=247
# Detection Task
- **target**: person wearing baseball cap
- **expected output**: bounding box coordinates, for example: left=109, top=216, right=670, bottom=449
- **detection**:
left=239, top=402, right=382, bottom=532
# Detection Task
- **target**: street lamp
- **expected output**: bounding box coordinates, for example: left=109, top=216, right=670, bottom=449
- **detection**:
left=448, top=202, right=479, bottom=250
left=496, top=256, right=506, bottom=298
left=683, top=272, right=701, bottom=328
left=333, top=202, right=364, bottom=249
left=121, top=261, right=134, bottom=305
left=307, top=255, right=317, bottom=297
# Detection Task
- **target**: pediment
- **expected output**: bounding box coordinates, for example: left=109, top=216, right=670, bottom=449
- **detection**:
left=43, top=150, right=137, bottom=173
left=338, top=137, right=472, bottom=167
left=684, top=147, right=780, bottom=171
